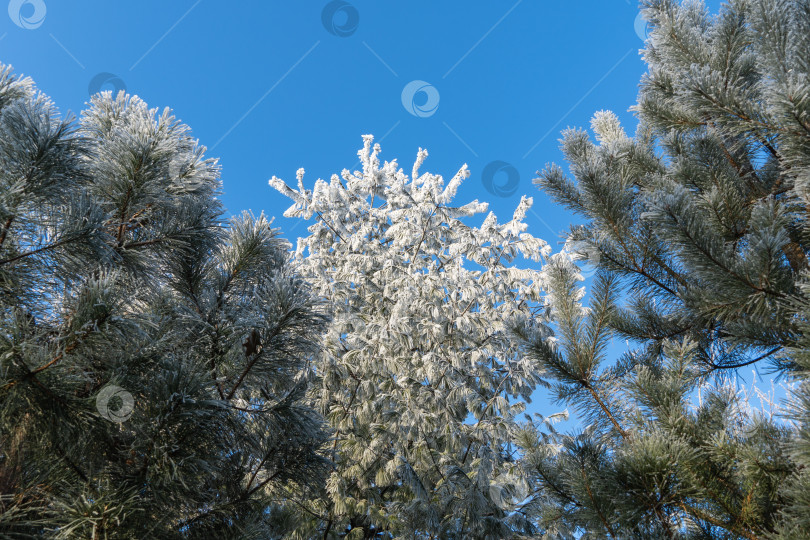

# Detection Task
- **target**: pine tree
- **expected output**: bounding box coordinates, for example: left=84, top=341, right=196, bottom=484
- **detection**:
left=775, top=281, right=810, bottom=539
left=0, top=65, right=330, bottom=539
left=519, top=0, right=810, bottom=537
left=269, top=137, right=550, bottom=538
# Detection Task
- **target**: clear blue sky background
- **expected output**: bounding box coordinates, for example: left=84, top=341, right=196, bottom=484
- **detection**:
left=6, top=0, right=746, bottom=420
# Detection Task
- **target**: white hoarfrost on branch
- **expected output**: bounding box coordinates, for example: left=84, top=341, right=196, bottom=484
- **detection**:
left=269, top=136, right=553, bottom=534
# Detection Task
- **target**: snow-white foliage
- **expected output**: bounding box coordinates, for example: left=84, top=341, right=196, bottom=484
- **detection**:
left=269, top=136, right=551, bottom=534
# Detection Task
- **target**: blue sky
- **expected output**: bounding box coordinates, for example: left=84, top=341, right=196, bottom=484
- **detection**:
left=3, top=0, right=660, bottom=239
left=5, top=0, right=740, bottom=419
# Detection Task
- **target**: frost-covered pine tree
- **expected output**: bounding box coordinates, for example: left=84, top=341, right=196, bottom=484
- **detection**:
left=0, top=65, right=329, bottom=538
left=270, top=137, right=550, bottom=538
left=519, top=0, right=810, bottom=537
